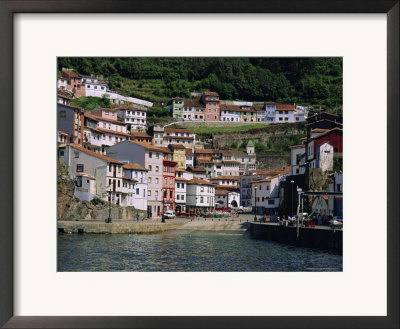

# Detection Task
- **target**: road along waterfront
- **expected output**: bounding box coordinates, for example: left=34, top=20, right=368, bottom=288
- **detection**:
left=57, top=216, right=342, bottom=272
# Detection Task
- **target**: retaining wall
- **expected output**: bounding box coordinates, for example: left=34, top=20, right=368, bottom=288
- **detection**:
left=249, top=223, right=342, bottom=254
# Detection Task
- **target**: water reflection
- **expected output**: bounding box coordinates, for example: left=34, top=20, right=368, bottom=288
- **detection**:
left=58, top=231, right=342, bottom=272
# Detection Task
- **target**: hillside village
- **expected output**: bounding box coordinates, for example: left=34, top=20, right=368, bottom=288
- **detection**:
left=58, top=68, right=343, bottom=221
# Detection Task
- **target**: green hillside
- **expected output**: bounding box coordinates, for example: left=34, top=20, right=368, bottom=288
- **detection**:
left=58, top=57, right=343, bottom=113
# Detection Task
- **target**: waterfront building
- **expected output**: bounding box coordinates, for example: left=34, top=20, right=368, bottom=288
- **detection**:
left=175, top=177, right=188, bottom=214
left=62, top=144, right=126, bottom=204
left=57, top=103, right=84, bottom=145
left=250, top=174, right=284, bottom=215
left=117, top=104, right=147, bottom=131
left=83, top=113, right=130, bottom=155
left=215, top=189, right=241, bottom=209
left=196, top=159, right=215, bottom=177
left=186, top=179, right=215, bottom=212
left=253, top=103, right=267, bottom=122
left=106, top=140, right=166, bottom=217
left=175, top=168, right=194, bottom=181
left=122, top=163, right=148, bottom=210
left=168, top=144, right=186, bottom=169
left=161, top=148, right=177, bottom=212
left=222, top=160, right=240, bottom=176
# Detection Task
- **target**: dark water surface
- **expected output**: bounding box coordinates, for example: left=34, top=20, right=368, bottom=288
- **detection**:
left=58, top=231, right=342, bottom=272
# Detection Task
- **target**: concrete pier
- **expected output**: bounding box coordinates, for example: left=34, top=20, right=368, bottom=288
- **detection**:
left=249, top=222, right=342, bottom=254
left=57, top=219, right=189, bottom=234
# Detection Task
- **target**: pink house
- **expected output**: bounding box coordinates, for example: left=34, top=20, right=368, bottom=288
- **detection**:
left=90, top=108, right=119, bottom=121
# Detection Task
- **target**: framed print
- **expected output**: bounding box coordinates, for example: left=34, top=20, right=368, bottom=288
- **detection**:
left=1, top=1, right=399, bottom=328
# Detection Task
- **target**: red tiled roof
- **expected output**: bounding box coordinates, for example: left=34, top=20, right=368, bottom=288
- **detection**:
left=185, top=148, right=193, bottom=155
left=130, top=131, right=152, bottom=138
left=129, top=140, right=169, bottom=152
left=188, top=166, right=206, bottom=172
left=209, top=176, right=240, bottom=181
left=187, top=178, right=215, bottom=186
left=122, top=163, right=148, bottom=171
left=215, top=189, right=229, bottom=196
left=312, top=127, right=343, bottom=140
left=164, top=127, right=193, bottom=134
left=183, top=99, right=205, bottom=108
left=175, top=177, right=188, bottom=182
left=202, top=91, right=219, bottom=97
left=250, top=175, right=280, bottom=184
left=168, top=143, right=186, bottom=150
left=85, top=113, right=126, bottom=126
left=69, top=144, right=123, bottom=164
left=115, top=104, right=147, bottom=112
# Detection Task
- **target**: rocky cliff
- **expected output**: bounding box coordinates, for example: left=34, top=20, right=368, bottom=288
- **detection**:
left=57, top=173, right=146, bottom=221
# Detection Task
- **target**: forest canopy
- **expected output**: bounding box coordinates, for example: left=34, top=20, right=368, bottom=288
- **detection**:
left=58, top=57, right=342, bottom=109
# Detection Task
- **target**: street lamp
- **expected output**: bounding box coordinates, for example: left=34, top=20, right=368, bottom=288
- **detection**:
left=254, top=186, right=258, bottom=222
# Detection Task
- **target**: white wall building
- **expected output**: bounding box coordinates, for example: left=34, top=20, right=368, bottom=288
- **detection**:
left=62, top=144, right=127, bottom=205
left=117, top=104, right=147, bottom=131
left=290, top=144, right=306, bottom=175
left=122, top=163, right=148, bottom=210
left=251, top=174, right=285, bottom=212
left=186, top=179, right=215, bottom=210
left=175, top=177, right=188, bottom=213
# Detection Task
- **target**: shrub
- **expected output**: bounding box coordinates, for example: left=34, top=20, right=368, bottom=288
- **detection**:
left=91, top=197, right=105, bottom=205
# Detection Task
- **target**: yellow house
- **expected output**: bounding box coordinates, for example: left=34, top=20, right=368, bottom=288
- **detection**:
left=239, top=107, right=257, bottom=123
left=168, top=144, right=186, bottom=169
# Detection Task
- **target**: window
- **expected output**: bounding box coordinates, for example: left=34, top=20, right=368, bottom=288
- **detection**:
left=155, top=191, right=159, bottom=198
left=148, top=177, right=152, bottom=183
left=181, top=195, right=184, bottom=201
left=74, top=151, right=79, bottom=158
left=156, top=178, right=159, bottom=184
left=268, top=199, right=274, bottom=205
left=60, top=110, right=66, bottom=118
left=148, top=190, right=151, bottom=196
left=60, top=151, right=64, bottom=156
left=149, top=152, right=152, bottom=158
left=148, top=165, right=152, bottom=171
left=156, top=166, right=159, bottom=173
left=76, top=164, right=84, bottom=172
left=200, top=196, right=204, bottom=203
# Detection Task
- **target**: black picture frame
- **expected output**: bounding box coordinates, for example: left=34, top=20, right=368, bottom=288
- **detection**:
left=0, top=1, right=398, bottom=328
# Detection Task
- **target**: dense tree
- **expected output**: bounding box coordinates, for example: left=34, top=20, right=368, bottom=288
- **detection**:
left=58, top=57, right=342, bottom=108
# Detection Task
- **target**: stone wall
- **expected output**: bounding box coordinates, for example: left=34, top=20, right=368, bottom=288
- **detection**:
left=249, top=223, right=343, bottom=254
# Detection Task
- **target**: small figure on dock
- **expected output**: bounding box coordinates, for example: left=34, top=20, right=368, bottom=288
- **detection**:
left=136, top=213, right=140, bottom=221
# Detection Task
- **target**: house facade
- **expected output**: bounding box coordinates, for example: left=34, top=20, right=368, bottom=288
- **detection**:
left=117, top=104, right=147, bottom=131
left=122, top=163, right=148, bottom=210
left=186, top=179, right=215, bottom=212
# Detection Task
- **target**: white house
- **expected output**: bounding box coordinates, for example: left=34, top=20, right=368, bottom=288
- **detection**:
left=175, top=177, right=188, bottom=213
left=185, top=148, right=194, bottom=168
left=57, top=75, right=68, bottom=90
left=290, top=144, right=306, bottom=175
left=122, top=163, right=148, bottom=210
left=219, top=104, right=241, bottom=122
left=182, top=99, right=205, bottom=121
left=209, top=176, right=239, bottom=189
left=106, top=140, right=166, bottom=217
left=83, top=113, right=130, bottom=154
left=117, top=104, right=147, bottom=131
left=250, top=174, right=284, bottom=213
left=186, top=178, right=215, bottom=212
left=63, top=144, right=127, bottom=205
left=215, top=189, right=240, bottom=209
left=222, top=161, right=240, bottom=176
left=163, top=128, right=196, bottom=149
